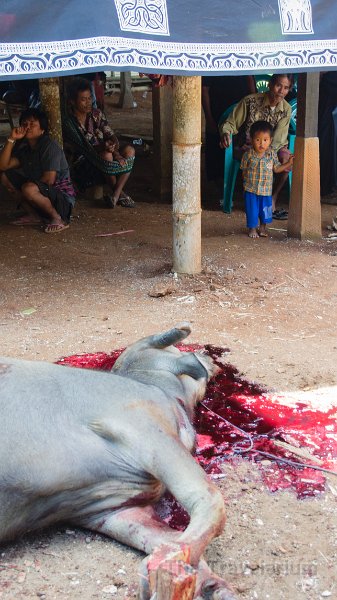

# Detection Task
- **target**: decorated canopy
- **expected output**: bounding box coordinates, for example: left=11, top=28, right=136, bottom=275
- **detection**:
left=0, top=0, right=336, bottom=80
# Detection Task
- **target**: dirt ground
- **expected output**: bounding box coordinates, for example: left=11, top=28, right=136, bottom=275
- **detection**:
left=0, top=90, right=337, bottom=600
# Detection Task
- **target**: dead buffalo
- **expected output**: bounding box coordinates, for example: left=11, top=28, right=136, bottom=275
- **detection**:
left=0, top=323, right=234, bottom=598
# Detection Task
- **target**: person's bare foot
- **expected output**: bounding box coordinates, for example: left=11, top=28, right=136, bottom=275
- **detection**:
left=44, top=217, right=69, bottom=234
left=258, top=225, right=268, bottom=237
left=248, top=228, right=259, bottom=238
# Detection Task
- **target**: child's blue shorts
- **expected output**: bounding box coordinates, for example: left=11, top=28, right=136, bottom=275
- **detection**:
left=244, top=191, right=273, bottom=229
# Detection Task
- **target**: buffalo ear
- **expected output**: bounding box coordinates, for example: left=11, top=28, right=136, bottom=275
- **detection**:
left=193, top=353, right=221, bottom=380
left=113, top=323, right=192, bottom=372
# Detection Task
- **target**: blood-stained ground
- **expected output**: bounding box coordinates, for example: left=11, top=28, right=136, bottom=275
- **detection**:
left=0, top=90, right=336, bottom=600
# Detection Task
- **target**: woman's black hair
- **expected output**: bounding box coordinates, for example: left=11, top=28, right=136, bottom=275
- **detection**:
left=19, top=108, right=49, bottom=132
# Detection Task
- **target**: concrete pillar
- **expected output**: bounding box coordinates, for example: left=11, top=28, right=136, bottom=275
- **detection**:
left=287, top=73, right=321, bottom=239
left=39, top=78, right=63, bottom=146
left=152, top=84, right=173, bottom=202
left=172, top=76, right=201, bottom=274
left=118, top=72, right=135, bottom=109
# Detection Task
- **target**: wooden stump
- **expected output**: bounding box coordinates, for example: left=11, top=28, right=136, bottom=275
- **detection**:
left=146, top=545, right=197, bottom=600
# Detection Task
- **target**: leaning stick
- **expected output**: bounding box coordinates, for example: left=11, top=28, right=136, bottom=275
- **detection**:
left=273, top=440, right=323, bottom=464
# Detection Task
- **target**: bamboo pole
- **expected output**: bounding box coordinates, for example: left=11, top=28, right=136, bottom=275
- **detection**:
left=172, top=76, right=202, bottom=274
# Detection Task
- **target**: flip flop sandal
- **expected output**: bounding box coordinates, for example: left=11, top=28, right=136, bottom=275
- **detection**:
left=117, top=194, right=135, bottom=208
left=44, top=223, right=70, bottom=234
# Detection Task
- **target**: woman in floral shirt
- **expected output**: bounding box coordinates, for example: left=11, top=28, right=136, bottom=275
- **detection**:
left=63, top=78, right=135, bottom=208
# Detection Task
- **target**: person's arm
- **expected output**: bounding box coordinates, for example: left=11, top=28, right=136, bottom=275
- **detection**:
left=273, top=154, right=294, bottom=173
left=201, top=85, right=218, bottom=134
left=93, top=110, right=127, bottom=164
left=96, top=110, right=116, bottom=144
left=240, top=151, right=249, bottom=172
left=95, top=111, right=127, bottom=163
left=38, top=139, right=62, bottom=185
left=271, top=104, right=291, bottom=151
left=219, top=97, right=248, bottom=148
left=0, top=127, right=25, bottom=171
left=111, top=149, right=126, bottom=166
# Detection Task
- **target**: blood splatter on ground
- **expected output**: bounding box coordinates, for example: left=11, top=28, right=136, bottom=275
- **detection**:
left=57, top=344, right=337, bottom=529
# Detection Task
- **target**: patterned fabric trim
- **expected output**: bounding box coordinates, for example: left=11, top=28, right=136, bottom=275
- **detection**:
left=1, top=38, right=337, bottom=78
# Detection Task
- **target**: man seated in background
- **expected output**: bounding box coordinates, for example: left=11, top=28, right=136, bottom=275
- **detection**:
left=0, top=108, right=75, bottom=233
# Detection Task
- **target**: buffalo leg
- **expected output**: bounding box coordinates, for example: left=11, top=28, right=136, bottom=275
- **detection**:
left=81, top=506, right=236, bottom=599
left=82, top=505, right=181, bottom=553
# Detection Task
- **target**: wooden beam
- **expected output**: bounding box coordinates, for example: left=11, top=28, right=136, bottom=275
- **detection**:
left=152, top=84, right=173, bottom=202
left=296, top=73, right=319, bottom=137
left=287, top=73, right=321, bottom=240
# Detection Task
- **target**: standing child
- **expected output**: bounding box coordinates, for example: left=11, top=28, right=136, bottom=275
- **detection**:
left=240, top=121, right=294, bottom=238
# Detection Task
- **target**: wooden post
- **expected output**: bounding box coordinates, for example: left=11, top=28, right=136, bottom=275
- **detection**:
left=172, top=76, right=202, bottom=274
left=287, top=73, right=321, bottom=239
left=38, top=77, right=63, bottom=146
left=152, top=84, right=173, bottom=202
left=146, top=544, right=197, bottom=600
left=118, top=72, right=135, bottom=109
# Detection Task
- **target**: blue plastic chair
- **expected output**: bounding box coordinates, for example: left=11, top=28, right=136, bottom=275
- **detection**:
left=218, top=103, right=240, bottom=213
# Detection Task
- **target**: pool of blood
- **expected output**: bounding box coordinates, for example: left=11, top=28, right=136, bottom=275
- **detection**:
left=57, top=343, right=337, bottom=530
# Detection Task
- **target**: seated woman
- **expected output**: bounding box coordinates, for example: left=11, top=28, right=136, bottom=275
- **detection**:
left=0, top=108, right=75, bottom=233
left=63, top=78, right=135, bottom=208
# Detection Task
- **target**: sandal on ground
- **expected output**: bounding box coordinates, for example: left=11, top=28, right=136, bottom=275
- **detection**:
left=44, top=222, right=69, bottom=234
left=10, top=215, right=43, bottom=226
left=117, top=194, right=135, bottom=208
left=272, top=209, right=288, bottom=220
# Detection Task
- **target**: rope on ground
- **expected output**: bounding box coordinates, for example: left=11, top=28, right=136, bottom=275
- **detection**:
left=199, top=401, right=337, bottom=478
